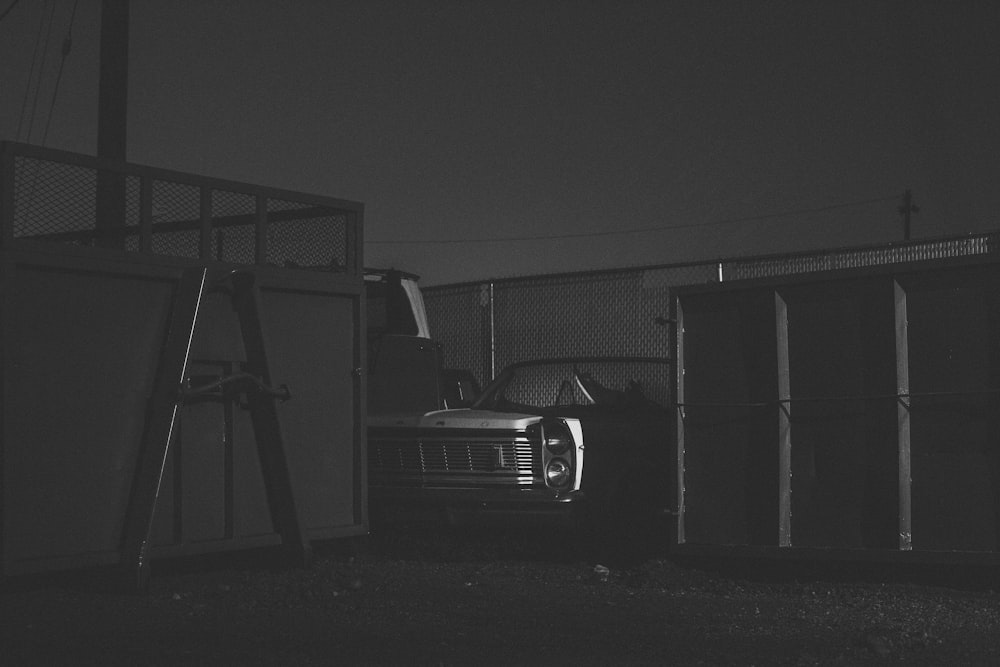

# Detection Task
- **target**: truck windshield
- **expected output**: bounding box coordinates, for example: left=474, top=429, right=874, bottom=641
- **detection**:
left=473, top=359, right=670, bottom=411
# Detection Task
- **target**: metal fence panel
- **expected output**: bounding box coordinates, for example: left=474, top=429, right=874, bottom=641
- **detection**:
left=491, top=271, right=649, bottom=367
left=4, top=141, right=360, bottom=276
left=425, top=263, right=718, bottom=387
left=425, top=234, right=1000, bottom=392
left=423, top=283, right=491, bottom=385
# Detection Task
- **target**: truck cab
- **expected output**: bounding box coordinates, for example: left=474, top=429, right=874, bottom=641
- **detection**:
left=365, top=269, right=479, bottom=415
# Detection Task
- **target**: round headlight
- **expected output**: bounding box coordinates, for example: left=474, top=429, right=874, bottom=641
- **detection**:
left=543, top=422, right=573, bottom=454
left=545, top=458, right=572, bottom=488
left=545, top=435, right=572, bottom=455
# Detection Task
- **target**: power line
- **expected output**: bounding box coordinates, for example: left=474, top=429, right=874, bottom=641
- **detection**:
left=365, top=195, right=899, bottom=245
left=16, top=0, right=49, bottom=141
left=0, top=0, right=20, bottom=23
left=20, top=0, right=57, bottom=144
left=40, top=0, right=79, bottom=146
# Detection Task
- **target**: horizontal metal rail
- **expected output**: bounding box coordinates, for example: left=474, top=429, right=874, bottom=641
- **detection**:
left=677, top=387, right=1000, bottom=409
left=22, top=205, right=339, bottom=244
left=180, top=372, right=291, bottom=401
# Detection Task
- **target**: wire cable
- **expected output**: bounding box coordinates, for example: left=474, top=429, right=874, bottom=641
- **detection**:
left=40, top=0, right=79, bottom=146
left=365, top=195, right=899, bottom=245
left=15, top=0, right=48, bottom=141
left=21, top=0, right=57, bottom=144
left=0, top=0, right=20, bottom=23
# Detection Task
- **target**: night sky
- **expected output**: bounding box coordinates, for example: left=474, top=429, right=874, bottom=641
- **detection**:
left=2, top=1, right=999, bottom=285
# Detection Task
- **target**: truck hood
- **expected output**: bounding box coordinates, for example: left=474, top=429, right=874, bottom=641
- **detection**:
left=369, top=408, right=541, bottom=431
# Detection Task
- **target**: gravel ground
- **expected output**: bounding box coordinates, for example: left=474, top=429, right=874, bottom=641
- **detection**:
left=3, top=524, right=1000, bottom=665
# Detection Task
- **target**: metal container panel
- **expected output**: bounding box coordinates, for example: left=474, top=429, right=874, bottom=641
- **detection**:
left=147, top=280, right=363, bottom=554
left=258, top=282, right=362, bottom=536
left=2, top=253, right=178, bottom=573
left=782, top=279, right=898, bottom=550
left=1, top=142, right=365, bottom=578
left=674, top=257, right=1000, bottom=559
left=903, top=266, right=1000, bottom=552
left=676, top=289, right=778, bottom=547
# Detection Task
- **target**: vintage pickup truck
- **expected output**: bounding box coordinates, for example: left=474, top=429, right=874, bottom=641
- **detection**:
left=368, top=356, right=674, bottom=562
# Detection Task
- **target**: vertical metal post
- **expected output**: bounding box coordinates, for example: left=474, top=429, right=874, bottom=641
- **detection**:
left=0, top=143, right=14, bottom=247
left=95, top=0, right=129, bottom=247
left=354, top=283, right=367, bottom=528
left=254, top=195, right=267, bottom=265
left=120, top=267, right=206, bottom=590
left=894, top=279, right=913, bottom=550
left=775, top=290, right=792, bottom=547
left=199, top=188, right=212, bottom=259
left=352, top=212, right=366, bottom=530
left=138, top=175, right=152, bottom=254
left=899, top=189, right=918, bottom=242
left=674, top=296, right=686, bottom=544
left=345, top=209, right=362, bottom=276
left=0, top=259, right=12, bottom=575
left=223, top=361, right=236, bottom=540
left=97, top=0, right=129, bottom=163
left=902, top=190, right=911, bottom=241
left=488, top=281, right=496, bottom=381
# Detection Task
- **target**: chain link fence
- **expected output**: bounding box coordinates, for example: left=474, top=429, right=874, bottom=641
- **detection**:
left=3, top=142, right=361, bottom=275
left=425, top=233, right=1000, bottom=388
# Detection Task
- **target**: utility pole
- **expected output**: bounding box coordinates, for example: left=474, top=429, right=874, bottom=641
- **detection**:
left=898, top=189, right=918, bottom=241
left=98, top=0, right=128, bottom=163
left=95, top=0, right=129, bottom=246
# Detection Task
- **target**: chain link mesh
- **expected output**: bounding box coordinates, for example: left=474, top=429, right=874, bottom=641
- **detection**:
left=12, top=156, right=145, bottom=249
left=491, top=271, right=658, bottom=372
left=425, top=264, right=720, bottom=386
left=13, top=156, right=97, bottom=241
left=265, top=199, right=348, bottom=270
left=496, top=360, right=671, bottom=409
left=425, top=236, right=1000, bottom=387
left=423, top=283, right=491, bottom=384
left=211, top=190, right=256, bottom=264
left=150, top=180, right=200, bottom=258
left=724, top=234, right=1000, bottom=280
left=5, top=145, right=359, bottom=275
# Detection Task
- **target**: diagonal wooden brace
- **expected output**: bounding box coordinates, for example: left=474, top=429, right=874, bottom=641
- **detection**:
left=228, top=271, right=313, bottom=570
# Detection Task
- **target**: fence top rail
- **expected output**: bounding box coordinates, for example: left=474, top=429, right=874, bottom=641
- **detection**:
left=500, top=355, right=672, bottom=369
left=1, top=141, right=363, bottom=213
left=423, top=227, right=1000, bottom=293
left=670, top=251, right=1000, bottom=297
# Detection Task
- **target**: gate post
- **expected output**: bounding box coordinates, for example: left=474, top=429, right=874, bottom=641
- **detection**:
left=894, top=280, right=913, bottom=551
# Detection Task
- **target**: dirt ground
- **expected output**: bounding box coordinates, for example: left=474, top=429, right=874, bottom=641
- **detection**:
left=4, top=524, right=1000, bottom=666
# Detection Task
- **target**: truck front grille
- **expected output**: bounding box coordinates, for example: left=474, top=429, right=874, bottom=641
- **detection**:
left=369, top=431, right=540, bottom=485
